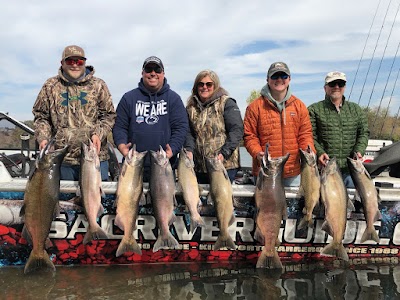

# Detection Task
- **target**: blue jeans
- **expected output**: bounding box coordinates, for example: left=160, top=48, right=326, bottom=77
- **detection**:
left=342, top=173, right=355, bottom=188
left=61, top=161, right=109, bottom=181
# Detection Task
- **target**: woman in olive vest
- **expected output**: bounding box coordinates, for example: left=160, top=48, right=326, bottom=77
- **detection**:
left=184, top=70, right=244, bottom=183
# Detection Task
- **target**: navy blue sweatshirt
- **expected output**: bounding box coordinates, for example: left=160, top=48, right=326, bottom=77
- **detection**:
left=113, top=78, right=188, bottom=167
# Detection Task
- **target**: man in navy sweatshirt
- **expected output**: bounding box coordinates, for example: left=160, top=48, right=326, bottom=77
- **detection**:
left=113, top=56, right=189, bottom=181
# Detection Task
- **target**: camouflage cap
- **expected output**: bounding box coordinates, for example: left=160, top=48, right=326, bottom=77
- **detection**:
left=325, top=71, right=346, bottom=84
left=267, top=62, right=291, bottom=77
left=62, top=45, right=86, bottom=60
left=142, top=56, right=164, bottom=71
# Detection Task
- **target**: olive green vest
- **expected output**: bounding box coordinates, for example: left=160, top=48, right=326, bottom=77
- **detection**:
left=187, top=95, right=240, bottom=173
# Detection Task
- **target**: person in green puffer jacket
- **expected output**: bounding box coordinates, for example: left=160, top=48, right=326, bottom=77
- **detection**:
left=308, top=71, right=369, bottom=188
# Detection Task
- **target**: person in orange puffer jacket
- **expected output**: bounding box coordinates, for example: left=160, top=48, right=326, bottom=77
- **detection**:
left=243, top=62, right=316, bottom=187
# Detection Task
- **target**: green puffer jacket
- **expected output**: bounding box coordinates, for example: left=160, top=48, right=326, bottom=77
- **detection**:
left=308, top=96, right=369, bottom=174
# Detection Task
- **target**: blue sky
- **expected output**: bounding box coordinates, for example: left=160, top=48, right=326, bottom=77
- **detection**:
left=0, top=0, right=399, bottom=122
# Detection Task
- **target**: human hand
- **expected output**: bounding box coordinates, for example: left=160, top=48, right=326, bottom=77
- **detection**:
left=118, top=143, right=132, bottom=157
left=186, top=150, right=193, bottom=161
left=318, top=153, right=330, bottom=166
left=256, top=151, right=265, bottom=163
left=217, top=153, right=224, bottom=162
left=91, top=135, right=101, bottom=153
left=355, top=152, right=363, bottom=160
left=39, top=140, right=48, bottom=150
left=165, top=144, right=173, bottom=159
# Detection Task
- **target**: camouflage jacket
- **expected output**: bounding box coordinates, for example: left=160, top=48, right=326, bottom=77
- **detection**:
left=32, top=66, right=116, bottom=165
left=185, top=89, right=243, bottom=173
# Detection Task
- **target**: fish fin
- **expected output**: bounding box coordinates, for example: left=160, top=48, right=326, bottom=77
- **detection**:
left=20, top=203, right=26, bottom=217
left=254, top=226, right=264, bottom=244
left=377, top=194, right=382, bottom=203
left=114, top=214, right=124, bottom=231
left=275, top=237, right=281, bottom=247
left=83, top=225, right=108, bottom=245
left=298, top=186, right=304, bottom=197
left=347, top=199, right=355, bottom=212
left=360, top=227, right=380, bottom=243
left=53, top=203, right=61, bottom=219
left=256, top=176, right=263, bottom=191
left=138, top=192, right=146, bottom=206
left=145, top=191, right=152, bottom=205
left=173, top=194, right=178, bottom=207
left=320, top=242, right=349, bottom=261
left=228, top=214, right=235, bottom=226
left=97, top=204, right=105, bottom=218
left=189, top=214, right=206, bottom=233
left=113, top=195, right=119, bottom=208
left=321, top=221, right=333, bottom=236
left=256, top=251, right=282, bottom=269
left=282, top=204, right=288, bottom=220
left=353, top=190, right=362, bottom=202
left=206, top=194, right=214, bottom=206
left=298, top=216, right=314, bottom=230
left=375, top=210, right=382, bottom=221
left=76, top=186, right=81, bottom=197
left=45, top=237, right=53, bottom=249
left=116, top=236, right=142, bottom=257
left=153, top=231, right=179, bottom=252
left=214, top=234, right=236, bottom=250
left=24, top=250, right=55, bottom=274
left=100, top=186, right=106, bottom=198
left=169, top=213, right=177, bottom=226
left=21, top=225, right=32, bottom=245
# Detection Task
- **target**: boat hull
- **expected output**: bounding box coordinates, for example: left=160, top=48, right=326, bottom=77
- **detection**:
left=1, top=180, right=400, bottom=266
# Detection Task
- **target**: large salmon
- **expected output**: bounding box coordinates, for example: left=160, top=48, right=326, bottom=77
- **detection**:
left=114, top=145, right=147, bottom=256
left=298, top=145, right=321, bottom=229
left=150, top=146, right=179, bottom=252
left=320, top=158, right=353, bottom=261
left=206, top=155, right=236, bottom=251
left=177, top=148, right=205, bottom=233
left=80, top=140, right=108, bottom=245
left=21, top=140, right=69, bottom=274
left=254, top=144, right=289, bottom=269
left=347, top=156, right=381, bottom=243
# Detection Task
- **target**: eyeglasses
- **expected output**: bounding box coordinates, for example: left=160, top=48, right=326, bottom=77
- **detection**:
left=327, top=81, right=346, bottom=88
left=65, top=58, right=86, bottom=66
left=197, top=82, right=214, bottom=88
left=144, top=65, right=163, bottom=74
left=270, top=73, right=289, bottom=80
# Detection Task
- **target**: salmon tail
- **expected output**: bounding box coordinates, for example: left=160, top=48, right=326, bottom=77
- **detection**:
left=189, top=214, right=206, bottom=233
left=254, top=226, right=265, bottom=244
left=256, top=250, right=282, bottom=269
left=116, top=236, right=142, bottom=257
left=214, top=234, right=236, bottom=250
left=320, top=242, right=349, bottom=261
left=83, top=226, right=108, bottom=245
left=153, top=232, right=179, bottom=252
left=360, top=227, right=380, bottom=243
left=298, top=215, right=314, bottom=230
left=24, top=250, right=55, bottom=274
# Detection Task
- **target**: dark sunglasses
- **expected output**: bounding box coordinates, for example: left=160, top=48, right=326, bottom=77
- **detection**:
left=327, top=80, right=346, bottom=88
left=197, top=81, right=214, bottom=88
left=144, top=65, right=163, bottom=74
left=65, top=58, right=86, bottom=66
left=270, top=73, right=289, bottom=80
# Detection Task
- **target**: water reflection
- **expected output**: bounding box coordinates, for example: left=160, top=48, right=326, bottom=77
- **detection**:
left=1, top=259, right=399, bottom=299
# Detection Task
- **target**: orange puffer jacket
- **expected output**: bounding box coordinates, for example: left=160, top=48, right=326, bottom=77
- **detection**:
left=244, top=95, right=315, bottom=178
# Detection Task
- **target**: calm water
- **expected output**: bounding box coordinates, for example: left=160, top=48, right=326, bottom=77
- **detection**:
left=1, top=259, right=399, bottom=299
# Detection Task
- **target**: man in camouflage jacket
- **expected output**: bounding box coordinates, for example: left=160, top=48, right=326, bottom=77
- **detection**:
left=32, top=45, right=116, bottom=181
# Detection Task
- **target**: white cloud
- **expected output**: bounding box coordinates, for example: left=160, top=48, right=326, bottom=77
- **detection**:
left=0, top=0, right=399, bottom=121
